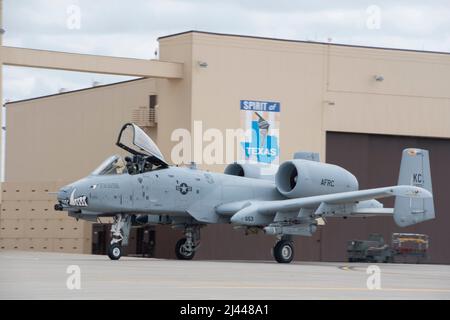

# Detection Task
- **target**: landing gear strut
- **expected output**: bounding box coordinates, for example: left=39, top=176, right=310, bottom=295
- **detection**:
left=107, top=214, right=132, bottom=260
left=273, top=236, right=294, bottom=263
left=175, top=225, right=201, bottom=260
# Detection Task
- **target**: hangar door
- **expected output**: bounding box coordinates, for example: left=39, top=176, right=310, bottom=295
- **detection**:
left=324, top=132, right=450, bottom=264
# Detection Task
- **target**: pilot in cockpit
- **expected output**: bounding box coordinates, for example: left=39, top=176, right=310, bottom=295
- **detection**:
left=125, top=156, right=139, bottom=174
left=125, top=155, right=155, bottom=174
left=125, top=156, right=134, bottom=174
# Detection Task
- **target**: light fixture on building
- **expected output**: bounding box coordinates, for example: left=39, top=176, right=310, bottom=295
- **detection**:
left=58, top=88, right=67, bottom=94
left=0, top=28, right=5, bottom=35
left=198, top=61, right=208, bottom=68
left=324, top=100, right=335, bottom=106
left=374, top=75, right=384, bottom=82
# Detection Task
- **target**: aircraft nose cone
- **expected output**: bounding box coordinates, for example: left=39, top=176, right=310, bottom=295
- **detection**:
left=57, top=188, right=69, bottom=202
left=55, top=186, right=72, bottom=211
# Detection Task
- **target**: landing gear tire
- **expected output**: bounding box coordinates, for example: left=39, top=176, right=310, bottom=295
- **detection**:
left=108, top=244, right=122, bottom=260
left=274, top=240, right=294, bottom=263
left=175, top=238, right=195, bottom=260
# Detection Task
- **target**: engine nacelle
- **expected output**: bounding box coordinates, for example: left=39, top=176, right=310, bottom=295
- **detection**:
left=224, top=162, right=278, bottom=180
left=275, top=159, right=358, bottom=198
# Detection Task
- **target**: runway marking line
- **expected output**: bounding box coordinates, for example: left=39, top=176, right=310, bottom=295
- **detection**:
left=181, top=286, right=450, bottom=293
left=85, top=279, right=450, bottom=294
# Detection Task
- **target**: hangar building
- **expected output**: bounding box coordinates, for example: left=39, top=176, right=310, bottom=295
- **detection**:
left=2, top=30, right=450, bottom=263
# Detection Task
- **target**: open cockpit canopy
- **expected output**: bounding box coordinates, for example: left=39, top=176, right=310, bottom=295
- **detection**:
left=116, top=123, right=168, bottom=167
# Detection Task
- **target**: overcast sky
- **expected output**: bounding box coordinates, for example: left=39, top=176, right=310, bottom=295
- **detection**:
left=2, top=0, right=450, bottom=103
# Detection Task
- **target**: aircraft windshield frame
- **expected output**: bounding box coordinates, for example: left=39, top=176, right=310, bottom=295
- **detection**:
left=91, top=155, right=122, bottom=176
left=116, top=123, right=168, bottom=166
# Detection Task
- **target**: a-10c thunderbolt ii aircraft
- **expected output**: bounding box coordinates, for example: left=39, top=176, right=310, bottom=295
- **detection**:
left=55, top=123, right=435, bottom=263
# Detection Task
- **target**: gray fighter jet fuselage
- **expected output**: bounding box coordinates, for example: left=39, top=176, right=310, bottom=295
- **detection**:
left=55, top=123, right=435, bottom=263
left=59, top=166, right=279, bottom=216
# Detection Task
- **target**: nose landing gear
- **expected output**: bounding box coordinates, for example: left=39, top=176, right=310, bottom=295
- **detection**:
left=107, top=214, right=132, bottom=260
left=108, top=243, right=123, bottom=260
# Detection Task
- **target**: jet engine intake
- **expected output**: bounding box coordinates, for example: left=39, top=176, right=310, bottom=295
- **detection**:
left=224, top=162, right=278, bottom=181
left=275, top=159, right=358, bottom=198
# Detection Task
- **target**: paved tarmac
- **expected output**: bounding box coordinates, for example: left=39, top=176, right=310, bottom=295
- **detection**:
left=0, top=251, right=449, bottom=299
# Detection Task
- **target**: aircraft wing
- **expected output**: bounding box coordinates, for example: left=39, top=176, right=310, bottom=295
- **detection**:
left=216, top=185, right=431, bottom=216
left=222, top=148, right=435, bottom=228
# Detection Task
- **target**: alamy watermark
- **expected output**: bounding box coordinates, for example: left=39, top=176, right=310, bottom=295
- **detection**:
left=366, top=265, right=381, bottom=290
left=66, top=4, right=82, bottom=30
left=170, top=120, right=279, bottom=169
left=66, top=265, right=81, bottom=290
left=366, top=5, right=382, bottom=30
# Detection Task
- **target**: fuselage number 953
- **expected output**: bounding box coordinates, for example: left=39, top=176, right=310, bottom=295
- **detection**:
left=244, top=215, right=254, bottom=222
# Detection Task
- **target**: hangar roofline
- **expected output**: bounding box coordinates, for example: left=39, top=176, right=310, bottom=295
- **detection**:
left=6, top=30, right=449, bottom=107
left=4, top=77, right=146, bottom=106
left=158, top=30, right=450, bottom=57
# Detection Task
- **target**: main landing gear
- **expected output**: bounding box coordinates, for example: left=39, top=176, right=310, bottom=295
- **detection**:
left=175, top=225, right=201, bottom=260
left=273, top=236, right=294, bottom=263
left=107, top=214, right=132, bottom=260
